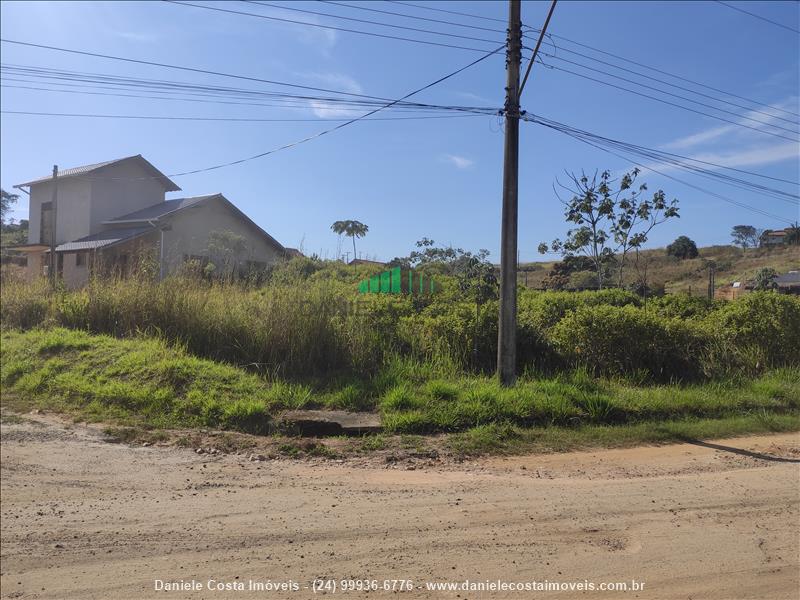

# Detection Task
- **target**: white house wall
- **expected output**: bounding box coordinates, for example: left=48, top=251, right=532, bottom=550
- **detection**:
left=28, top=177, right=92, bottom=245
left=160, top=197, right=283, bottom=274
left=89, top=161, right=166, bottom=233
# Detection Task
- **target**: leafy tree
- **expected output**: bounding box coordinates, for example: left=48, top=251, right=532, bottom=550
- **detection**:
left=731, top=225, right=759, bottom=252
left=753, top=267, right=778, bottom=291
left=456, top=250, right=498, bottom=367
left=207, top=230, right=248, bottom=278
left=389, top=238, right=485, bottom=275
left=666, top=235, right=698, bottom=259
left=784, top=223, right=800, bottom=246
left=540, top=255, right=596, bottom=290
left=1, top=188, right=19, bottom=225
left=538, top=169, right=678, bottom=289
left=331, top=220, right=369, bottom=262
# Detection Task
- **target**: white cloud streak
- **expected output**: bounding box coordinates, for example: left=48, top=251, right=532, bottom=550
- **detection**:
left=443, top=154, right=474, bottom=169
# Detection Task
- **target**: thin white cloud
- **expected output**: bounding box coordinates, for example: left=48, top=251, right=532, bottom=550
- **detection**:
left=443, top=154, right=474, bottom=169
left=662, top=97, right=798, bottom=150
left=302, top=73, right=363, bottom=118
left=689, top=143, right=799, bottom=169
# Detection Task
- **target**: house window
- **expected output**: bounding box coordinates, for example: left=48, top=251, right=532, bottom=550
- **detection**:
left=40, top=202, right=53, bottom=244
left=76, top=252, right=87, bottom=267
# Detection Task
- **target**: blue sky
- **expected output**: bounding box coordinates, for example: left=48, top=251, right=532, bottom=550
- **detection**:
left=1, top=0, right=798, bottom=262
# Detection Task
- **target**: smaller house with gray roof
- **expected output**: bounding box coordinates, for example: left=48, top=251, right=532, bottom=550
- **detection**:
left=14, top=155, right=286, bottom=287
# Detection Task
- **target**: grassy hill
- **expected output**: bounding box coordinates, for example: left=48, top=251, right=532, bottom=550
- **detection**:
left=519, top=244, right=799, bottom=294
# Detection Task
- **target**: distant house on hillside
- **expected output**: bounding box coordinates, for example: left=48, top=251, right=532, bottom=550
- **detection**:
left=349, top=258, right=385, bottom=267
left=12, top=155, right=287, bottom=287
left=715, top=270, right=800, bottom=299
left=775, top=271, right=800, bottom=294
left=760, top=229, right=789, bottom=246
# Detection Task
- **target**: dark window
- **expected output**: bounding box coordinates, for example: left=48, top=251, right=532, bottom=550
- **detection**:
left=40, top=202, right=53, bottom=244
left=76, top=252, right=86, bottom=267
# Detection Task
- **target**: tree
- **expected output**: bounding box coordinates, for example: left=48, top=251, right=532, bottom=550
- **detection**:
left=389, top=238, right=482, bottom=276
left=207, top=230, right=248, bottom=278
left=456, top=250, right=498, bottom=367
left=331, top=220, right=368, bottom=262
left=753, top=267, right=778, bottom=291
left=1, top=188, right=19, bottom=225
left=666, top=235, right=698, bottom=259
left=731, top=225, right=759, bottom=252
left=784, top=223, right=800, bottom=246
left=538, top=169, right=678, bottom=289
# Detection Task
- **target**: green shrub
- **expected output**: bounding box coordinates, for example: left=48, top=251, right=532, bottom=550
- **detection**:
left=518, top=289, right=641, bottom=331
left=649, top=294, right=719, bottom=319
left=549, top=305, right=706, bottom=380
left=705, top=292, right=800, bottom=370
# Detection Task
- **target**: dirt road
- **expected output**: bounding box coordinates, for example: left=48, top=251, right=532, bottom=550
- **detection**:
left=1, top=415, right=798, bottom=600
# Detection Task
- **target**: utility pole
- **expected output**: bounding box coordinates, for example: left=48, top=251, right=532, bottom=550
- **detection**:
left=496, top=0, right=557, bottom=385
left=49, top=165, right=58, bottom=288
left=497, top=0, right=522, bottom=386
left=707, top=261, right=716, bottom=299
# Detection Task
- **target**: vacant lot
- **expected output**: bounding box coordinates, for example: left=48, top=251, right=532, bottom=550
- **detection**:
left=1, top=414, right=798, bottom=599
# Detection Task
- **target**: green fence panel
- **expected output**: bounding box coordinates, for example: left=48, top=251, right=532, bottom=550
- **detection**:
left=380, top=271, right=390, bottom=293
left=390, top=266, right=402, bottom=293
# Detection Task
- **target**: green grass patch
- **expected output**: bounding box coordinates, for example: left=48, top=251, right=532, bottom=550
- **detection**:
left=2, top=328, right=798, bottom=454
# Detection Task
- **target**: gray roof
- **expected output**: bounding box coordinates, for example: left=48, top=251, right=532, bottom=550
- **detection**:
left=55, top=226, right=154, bottom=252
left=776, top=271, right=800, bottom=286
left=104, top=195, right=217, bottom=223
left=15, top=155, right=180, bottom=192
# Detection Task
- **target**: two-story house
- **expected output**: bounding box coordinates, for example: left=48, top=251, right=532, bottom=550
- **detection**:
left=13, top=155, right=286, bottom=287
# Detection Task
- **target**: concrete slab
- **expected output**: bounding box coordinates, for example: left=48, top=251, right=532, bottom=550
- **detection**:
left=278, top=410, right=382, bottom=437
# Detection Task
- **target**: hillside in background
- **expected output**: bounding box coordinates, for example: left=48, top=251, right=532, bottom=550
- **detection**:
left=519, top=244, right=799, bottom=294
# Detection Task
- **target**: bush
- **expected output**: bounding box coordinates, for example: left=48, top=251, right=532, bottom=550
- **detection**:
left=649, top=294, right=718, bottom=319
left=549, top=304, right=706, bottom=380
left=666, top=236, right=699, bottom=259
left=518, top=289, right=641, bottom=331
left=706, top=292, right=800, bottom=369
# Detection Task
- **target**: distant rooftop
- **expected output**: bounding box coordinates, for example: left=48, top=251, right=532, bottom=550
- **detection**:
left=15, top=155, right=180, bottom=192
left=104, top=194, right=218, bottom=223
left=55, top=226, right=154, bottom=253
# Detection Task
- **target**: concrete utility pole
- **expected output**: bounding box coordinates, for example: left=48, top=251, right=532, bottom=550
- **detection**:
left=497, top=0, right=522, bottom=386
left=49, top=165, right=58, bottom=288
left=497, top=0, right=557, bottom=386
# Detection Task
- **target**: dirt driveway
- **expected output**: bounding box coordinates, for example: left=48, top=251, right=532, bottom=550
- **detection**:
left=1, top=414, right=798, bottom=600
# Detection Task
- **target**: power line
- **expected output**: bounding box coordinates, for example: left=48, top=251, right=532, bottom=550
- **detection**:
left=535, top=59, right=799, bottom=143
left=1, top=63, right=498, bottom=114
left=0, top=38, right=452, bottom=102
left=538, top=51, right=799, bottom=135
left=8, top=44, right=503, bottom=183
left=1, top=109, right=482, bottom=122
left=386, top=0, right=509, bottom=26
left=522, top=114, right=798, bottom=223
left=522, top=113, right=799, bottom=191
left=166, top=42, right=504, bottom=176
left=521, top=31, right=800, bottom=119
left=165, top=1, right=499, bottom=53
left=318, top=0, right=507, bottom=35
left=540, top=45, right=799, bottom=127
left=714, top=0, right=800, bottom=34
left=243, top=0, right=504, bottom=44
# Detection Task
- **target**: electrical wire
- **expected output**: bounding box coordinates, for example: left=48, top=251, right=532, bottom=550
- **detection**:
left=1, top=109, right=482, bottom=122
left=243, top=0, right=504, bottom=45
left=521, top=31, right=800, bottom=118
left=539, top=45, right=799, bottom=127
left=165, top=1, right=500, bottom=53
left=521, top=114, right=799, bottom=223
left=318, top=0, right=507, bottom=35
left=533, top=58, right=799, bottom=143
left=538, top=51, right=799, bottom=135
left=714, top=0, right=800, bottom=34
